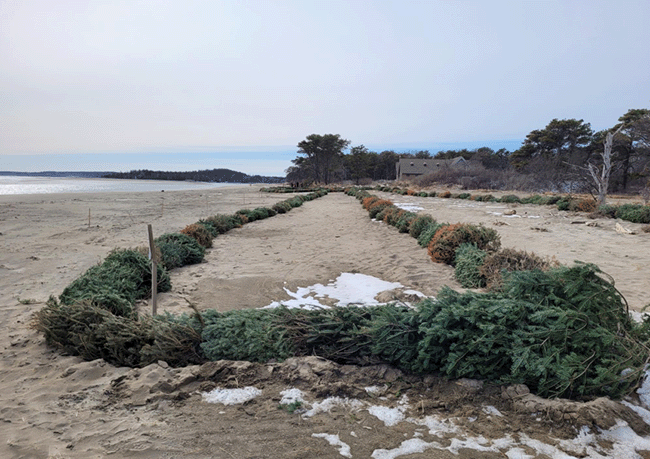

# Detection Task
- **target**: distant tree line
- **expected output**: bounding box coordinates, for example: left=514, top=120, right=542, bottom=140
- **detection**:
left=103, top=168, right=284, bottom=184
left=288, top=108, right=650, bottom=194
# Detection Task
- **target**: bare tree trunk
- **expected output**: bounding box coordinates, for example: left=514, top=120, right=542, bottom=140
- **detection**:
left=588, top=126, right=622, bottom=207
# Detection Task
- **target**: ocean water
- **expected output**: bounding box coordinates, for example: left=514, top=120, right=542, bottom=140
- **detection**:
left=0, top=176, right=244, bottom=196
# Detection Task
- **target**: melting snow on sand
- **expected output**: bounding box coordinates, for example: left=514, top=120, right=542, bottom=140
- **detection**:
left=201, top=381, right=650, bottom=459
left=263, top=273, right=411, bottom=309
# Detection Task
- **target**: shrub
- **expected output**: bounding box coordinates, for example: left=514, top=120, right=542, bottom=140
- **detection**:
left=456, top=193, right=471, bottom=200
left=155, top=233, right=205, bottom=270
left=479, top=248, right=556, bottom=291
left=428, top=191, right=437, bottom=197
left=499, top=194, right=521, bottom=203
left=418, top=191, right=428, bottom=197
left=439, top=190, right=451, bottom=198
left=408, top=214, right=435, bottom=239
left=181, top=223, right=213, bottom=248
left=556, top=198, right=571, bottom=211
left=427, top=224, right=501, bottom=265
left=454, top=243, right=487, bottom=288
left=616, top=204, right=650, bottom=223
left=406, top=189, right=417, bottom=196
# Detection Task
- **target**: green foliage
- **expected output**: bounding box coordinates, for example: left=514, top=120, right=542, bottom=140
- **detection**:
left=395, top=211, right=418, bottom=233
left=201, top=308, right=293, bottom=362
left=285, top=196, right=305, bottom=208
left=615, top=204, right=650, bottom=223
left=597, top=204, right=618, bottom=218
left=272, top=201, right=293, bottom=214
left=456, top=193, right=471, bottom=200
left=155, top=233, right=205, bottom=270
left=417, top=222, right=445, bottom=248
left=556, top=198, right=571, bottom=211
left=279, top=400, right=303, bottom=413
left=408, top=214, right=435, bottom=239
left=413, top=290, right=526, bottom=379
left=521, top=194, right=548, bottom=205
left=454, top=243, right=487, bottom=288
left=412, top=264, right=647, bottom=398
left=59, top=249, right=170, bottom=317
left=499, top=194, right=522, bottom=203
left=472, top=194, right=496, bottom=202
left=428, top=191, right=437, bottom=197
left=203, top=214, right=242, bottom=234
left=361, top=305, right=420, bottom=368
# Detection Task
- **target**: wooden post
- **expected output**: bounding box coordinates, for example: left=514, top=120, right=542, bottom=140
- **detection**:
left=88, top=208, right=91, bottom=228
left=147, top=224, right=157, bottom=315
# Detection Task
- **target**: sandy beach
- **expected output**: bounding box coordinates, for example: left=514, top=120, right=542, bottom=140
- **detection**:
left=2, top=185, right=650, bottom=458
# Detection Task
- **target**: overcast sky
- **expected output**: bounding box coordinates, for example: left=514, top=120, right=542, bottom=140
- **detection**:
left=2, top=0, right=649, bottom=174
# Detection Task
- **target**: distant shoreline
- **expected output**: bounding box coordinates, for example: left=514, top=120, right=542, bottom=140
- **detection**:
left=0, top=168, right=285, bottom=184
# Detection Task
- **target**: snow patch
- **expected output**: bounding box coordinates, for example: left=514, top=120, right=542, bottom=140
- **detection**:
left=303, top=397, right=364, bottom=418
left=371, top=438, right=437, bottom=459
left=483, top=405, right=504, bottom=417
left=201, top=386, right=261, bottom=405
left=637, top=369, right=650, bottom=409
left=394, top=202, right=424, bottom=212
left=312, top=433, right=352, bottom=458
left=263, top=273, right=403, bottom=309
left=280, top=388, right=306, bottom=405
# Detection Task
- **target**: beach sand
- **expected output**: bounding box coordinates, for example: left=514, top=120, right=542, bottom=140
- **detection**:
left=1, top=185, right=649, bottom=458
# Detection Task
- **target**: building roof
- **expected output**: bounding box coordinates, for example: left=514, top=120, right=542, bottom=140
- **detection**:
left=396, top=157, right=467, bottom=176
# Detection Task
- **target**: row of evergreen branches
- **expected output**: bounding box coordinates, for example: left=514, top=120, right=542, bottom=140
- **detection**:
left=34, top=188, right=329, bottom=368
left=34, top=185, right=650, bottom=400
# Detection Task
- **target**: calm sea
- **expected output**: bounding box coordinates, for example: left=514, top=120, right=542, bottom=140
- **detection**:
left=0, top=176, right=243, bottom=196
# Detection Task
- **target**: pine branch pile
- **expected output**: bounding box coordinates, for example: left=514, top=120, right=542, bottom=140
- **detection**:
left=33, top=298, right=203, bottom=367
left=59, top=249, right=171, bottom=318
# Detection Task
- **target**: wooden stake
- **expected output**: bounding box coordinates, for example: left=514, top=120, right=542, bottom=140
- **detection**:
left=147, top=224, right=157, bottom=315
